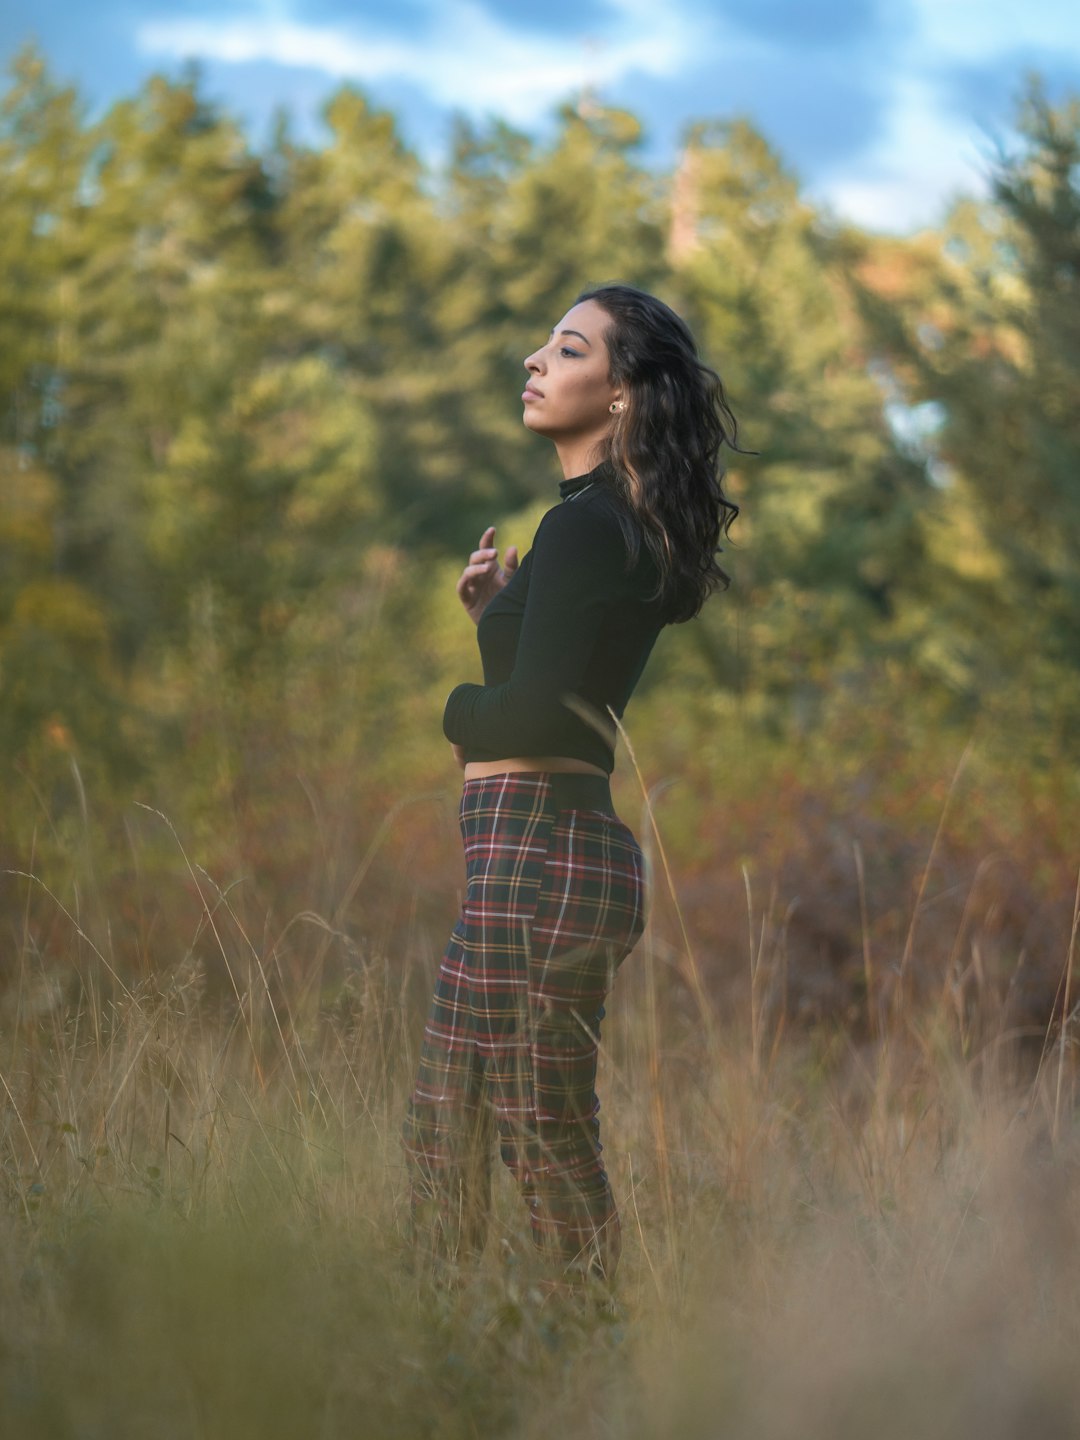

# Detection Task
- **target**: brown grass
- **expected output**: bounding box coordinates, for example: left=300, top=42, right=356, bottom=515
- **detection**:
left=2, top=752, right=1079, bottom=1438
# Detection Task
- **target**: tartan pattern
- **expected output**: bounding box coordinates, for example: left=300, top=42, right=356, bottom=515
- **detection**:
left=403, top=772, right=646, bottom=1278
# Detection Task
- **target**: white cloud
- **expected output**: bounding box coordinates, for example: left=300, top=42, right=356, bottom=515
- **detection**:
left=811, top=73, right=994, bottom=232
left=822, top=0, right=1080, bottom=231
left=815, top=172, right=967, bottom=234
left=130, top=0, right=1080, bottom=233
left=911, top=0, right=1078, bottom=64
left=136, top=0, right=695, bottom=123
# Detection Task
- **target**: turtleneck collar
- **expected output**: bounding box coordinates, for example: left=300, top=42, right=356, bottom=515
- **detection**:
left=558, top=460, right=610, bottom=502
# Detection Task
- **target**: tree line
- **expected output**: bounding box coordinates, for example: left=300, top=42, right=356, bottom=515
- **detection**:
left=2, top=45, right=1077, bottom=847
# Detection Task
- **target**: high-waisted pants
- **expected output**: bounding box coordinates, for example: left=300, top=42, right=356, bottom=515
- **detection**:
left=402, top=772, right=647, bottom=1279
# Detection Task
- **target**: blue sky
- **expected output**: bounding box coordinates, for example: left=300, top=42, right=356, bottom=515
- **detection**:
left=4, top=0, right=1079, bottom=232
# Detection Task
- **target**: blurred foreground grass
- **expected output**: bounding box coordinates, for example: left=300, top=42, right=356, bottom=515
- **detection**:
left=3, top=780, right=1080, bottom=1440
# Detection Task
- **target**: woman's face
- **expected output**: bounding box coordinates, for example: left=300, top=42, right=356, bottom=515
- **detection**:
left=521, top=300, right=622, bottom=446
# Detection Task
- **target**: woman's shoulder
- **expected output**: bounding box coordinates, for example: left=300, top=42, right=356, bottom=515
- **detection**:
left=533, top=484, right=633, bottom=566
left=533, top=473, right=661, bottom=597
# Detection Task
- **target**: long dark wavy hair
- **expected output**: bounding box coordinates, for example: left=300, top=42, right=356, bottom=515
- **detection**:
left=578, top=283, right=743, bottom=623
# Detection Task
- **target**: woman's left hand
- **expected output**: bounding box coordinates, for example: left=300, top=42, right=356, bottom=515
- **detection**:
left=450, top=743, right=466, bottom=770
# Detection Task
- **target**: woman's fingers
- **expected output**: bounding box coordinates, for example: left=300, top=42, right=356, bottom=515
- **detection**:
left=456, top=564, right=495, bottom=604
left=458, top=529, right=498, bottom=588
left=456, top=526, right=515, bottom=616
left=458, top=560, right=495, bottom=588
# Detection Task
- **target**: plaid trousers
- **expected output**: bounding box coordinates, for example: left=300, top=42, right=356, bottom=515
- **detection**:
left=403, top=772, right=646, bottom=1279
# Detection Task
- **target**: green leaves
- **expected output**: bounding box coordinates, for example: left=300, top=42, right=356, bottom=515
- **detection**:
left=850, top=83, right=1080, bottom=750
left=1, top=45, right=1078, bottom=797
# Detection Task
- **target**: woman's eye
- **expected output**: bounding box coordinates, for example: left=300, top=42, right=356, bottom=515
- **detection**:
left=560, top=347, right=582, bottom=358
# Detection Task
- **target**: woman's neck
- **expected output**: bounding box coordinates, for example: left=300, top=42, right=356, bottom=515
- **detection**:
left=553, top=436, right=608, bottom=480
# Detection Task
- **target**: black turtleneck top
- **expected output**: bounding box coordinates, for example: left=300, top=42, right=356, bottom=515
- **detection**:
left=442, top=465, right=668, bottom=774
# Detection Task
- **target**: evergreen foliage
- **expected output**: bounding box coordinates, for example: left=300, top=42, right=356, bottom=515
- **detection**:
left=844, top=81, right=1080, bottom=749
left=1, top=44, right=1077, bottom=864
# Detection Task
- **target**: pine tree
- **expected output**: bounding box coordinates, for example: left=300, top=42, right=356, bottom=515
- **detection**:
left=663, top=120, right=931, bottom=730
left=849, top=83, right=1080, bottom=752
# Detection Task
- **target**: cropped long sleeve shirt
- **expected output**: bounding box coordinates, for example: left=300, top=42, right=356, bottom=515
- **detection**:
left=442, top=464, right=668, bottom=774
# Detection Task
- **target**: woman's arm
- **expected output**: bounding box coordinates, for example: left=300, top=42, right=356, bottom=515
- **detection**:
left=443, top=500, right=628, bottom=756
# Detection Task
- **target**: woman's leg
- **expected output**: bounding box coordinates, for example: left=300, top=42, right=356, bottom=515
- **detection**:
left=402, top=775, right=554, bottom=1264
left=402, top=917, right=495, bottom=1264
left=403, top=777, right=646, bottom=1280
left=525, top=809, right=646, bottom=1280
left=453, top=778, right=556, bottom=1245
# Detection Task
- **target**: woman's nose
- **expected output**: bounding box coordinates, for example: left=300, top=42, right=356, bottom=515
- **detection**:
left=524, top=349, right=544, bottom=374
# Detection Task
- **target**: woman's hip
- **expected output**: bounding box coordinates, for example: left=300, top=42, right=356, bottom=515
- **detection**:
left=456, top=772, right=646, bottom=956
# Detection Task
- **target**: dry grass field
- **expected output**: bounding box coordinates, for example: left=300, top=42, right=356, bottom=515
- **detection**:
left=2, top=759, right=1079, bottom=1439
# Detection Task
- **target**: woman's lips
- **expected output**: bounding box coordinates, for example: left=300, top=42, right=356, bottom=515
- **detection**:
left=522, top=385, right=543, bottom=402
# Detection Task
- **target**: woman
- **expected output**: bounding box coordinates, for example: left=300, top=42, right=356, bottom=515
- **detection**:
left=403, top=283, right=740, bottom=1284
